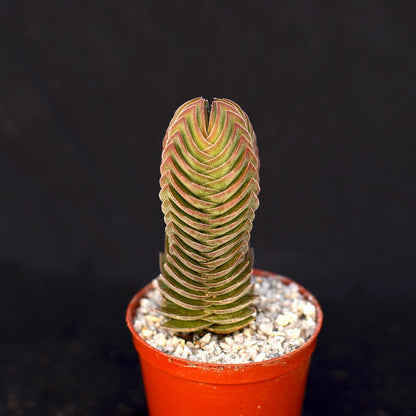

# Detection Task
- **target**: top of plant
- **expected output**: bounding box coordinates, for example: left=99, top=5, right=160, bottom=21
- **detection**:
left=158, top=97, right=260, bottom=334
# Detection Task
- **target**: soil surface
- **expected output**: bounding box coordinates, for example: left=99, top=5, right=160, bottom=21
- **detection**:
left=132, top=275, right=318, bottom=364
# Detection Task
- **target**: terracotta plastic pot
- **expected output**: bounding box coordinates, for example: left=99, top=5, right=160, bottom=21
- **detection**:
left=126, top=269, right=323, bottom=416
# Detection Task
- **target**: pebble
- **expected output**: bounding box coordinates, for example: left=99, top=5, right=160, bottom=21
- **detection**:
left=302, top=302, right=316, bottom=317
left=233, top=333, right=244, bottom=344
left=247, top=346, right=258, bottom=361
left=276, top=314, right=290, bottom=327
left=133, top=275, right=317, bottom=364
left=141, top=327, right=153, bottom=339
left=224, top=336, right=234, bottom=346
left=244, top=337, right=257, bottom=347
left=260, top=321, right=273, bottom=335
left=174, top=345, right=183, bottom=356
left=153, top=333, right=167, bottom=347
left=199, top=333, right=212, bottom=346
left=140, top=298, right=154, bottom=314
left=286, top=328, right=301, bottom=340
left=219, top=341, right=232, bottom=353
left=183, top=345, right=191, bottom=358
left=243, top=328, right=252, bottom=337
left=254, top=352, right=266, bottom=362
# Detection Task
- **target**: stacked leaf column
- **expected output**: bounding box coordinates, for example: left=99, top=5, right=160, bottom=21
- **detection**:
left=158, top=98, right=260, bottom=334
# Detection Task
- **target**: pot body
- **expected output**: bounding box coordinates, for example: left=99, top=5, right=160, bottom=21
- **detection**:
left=126, top=269, right=323, bottom=416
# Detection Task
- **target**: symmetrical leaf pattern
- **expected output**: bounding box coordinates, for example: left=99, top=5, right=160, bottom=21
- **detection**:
left=158, top=98, right=260, bottom=334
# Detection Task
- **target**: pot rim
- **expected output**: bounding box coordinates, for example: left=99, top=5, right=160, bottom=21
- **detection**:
left=126, top=268, right=323, bottom=377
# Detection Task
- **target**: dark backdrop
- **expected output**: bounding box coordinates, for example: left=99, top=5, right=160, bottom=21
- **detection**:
left=1, top=1, right=415, bottom=415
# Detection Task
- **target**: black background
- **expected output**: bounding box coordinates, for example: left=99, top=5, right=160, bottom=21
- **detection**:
left=1, top=1, right=415, bottom=415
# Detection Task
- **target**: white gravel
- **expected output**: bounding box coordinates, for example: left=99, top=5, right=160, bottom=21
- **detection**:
left=133, top=274, right=317, bottom=364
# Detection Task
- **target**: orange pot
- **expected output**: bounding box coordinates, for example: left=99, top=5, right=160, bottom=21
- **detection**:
left=126, top=269, right=323, bottom=416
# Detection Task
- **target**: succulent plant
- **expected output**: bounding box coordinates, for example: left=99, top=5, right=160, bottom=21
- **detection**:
left=158, top=97, right=260, bottom=334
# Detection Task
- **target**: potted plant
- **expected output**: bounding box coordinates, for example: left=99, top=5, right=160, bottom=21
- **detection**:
left=126, top=97, right=323, bottom=416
